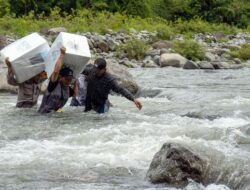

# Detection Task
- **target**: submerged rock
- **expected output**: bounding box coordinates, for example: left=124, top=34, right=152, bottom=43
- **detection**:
left=182, top=112, right=221, bottom=120
left=139, top=89, right=162, bottom=98
left=146, top=143, right=205, bottom=187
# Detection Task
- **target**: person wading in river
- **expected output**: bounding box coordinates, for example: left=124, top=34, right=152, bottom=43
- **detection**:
left=38, top=47, right=77, bottom=113
left=84, top=58, right=142, bottom=113
left=5, top=58, right=47, bottom=108
left=70, top=64, right=94, bottom=107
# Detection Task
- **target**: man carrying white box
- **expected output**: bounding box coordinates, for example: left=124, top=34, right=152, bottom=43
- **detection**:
left=46, top=32, right=91, bottom=79
left=5, top=58, right=48, bottom=108
left=38, top=47, right=77, bottom=113
left=1, top=32, right=50, bottom=108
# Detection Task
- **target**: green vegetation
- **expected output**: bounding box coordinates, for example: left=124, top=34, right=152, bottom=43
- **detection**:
left=0, top=0, right=249, bottom=28
left=230, top=44, right=250, bottom=61
left=0, top=8, right=245, bottom=37
left=0, top=1, right=248, bottom=62
left=0, top=0, right=248, bottom=37
left=117, top=39, right=149, bottom=60
left=173, top=40, right=205, bottom=61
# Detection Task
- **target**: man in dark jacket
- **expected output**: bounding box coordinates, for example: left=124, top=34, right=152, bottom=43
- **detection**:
left=84, top=58, right=142, bottom=113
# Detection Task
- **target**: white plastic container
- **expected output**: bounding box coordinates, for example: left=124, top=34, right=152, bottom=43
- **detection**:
left=0, top=33, right=50, bottom=83
left=46, top=32, right=91, bottom=78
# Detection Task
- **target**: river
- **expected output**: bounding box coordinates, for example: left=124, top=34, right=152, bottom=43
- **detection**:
left=0, top=67, right=249, bottom=190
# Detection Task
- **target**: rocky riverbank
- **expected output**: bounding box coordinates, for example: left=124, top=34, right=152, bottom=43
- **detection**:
left=0, top=28, right=249, bottom=92
left=70, top=29, right=249, bottom=69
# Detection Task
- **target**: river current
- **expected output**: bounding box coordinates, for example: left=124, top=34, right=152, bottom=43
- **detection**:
left=0, top=67, right=249, bottom=190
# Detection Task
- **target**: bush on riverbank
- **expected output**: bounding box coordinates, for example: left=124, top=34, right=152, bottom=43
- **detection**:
left=230, top=44, right=250, bottom=61
left=117, top=39, right=149, bottom=60
left=2, top=0, right=249, bottom=29
left=0, top=9, right=246, bottom=37
left=173, top=40, right=205, bottom=61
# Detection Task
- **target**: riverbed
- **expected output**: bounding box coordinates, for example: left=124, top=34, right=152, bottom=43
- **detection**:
left=0, top=67, right=249, bottom=190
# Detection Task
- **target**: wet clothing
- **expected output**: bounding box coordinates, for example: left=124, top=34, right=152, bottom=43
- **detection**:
left=7, top=70, right=41, bottom=108
left=95, top=100, right=111, bottom=113
left=38, top=80, right=74, bottom=113
left=70, top=74, right=87, bottom=106
left=84, top=72, right=134, bottom=113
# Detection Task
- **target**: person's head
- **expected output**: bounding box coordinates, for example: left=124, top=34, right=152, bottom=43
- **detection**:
left=59, top=67, right=74, bottom=87
left=31, top=71, right=48, bottom=83
left=94, top=58, right=107, bottom=77
left=82, top=64, right=94, bottom=76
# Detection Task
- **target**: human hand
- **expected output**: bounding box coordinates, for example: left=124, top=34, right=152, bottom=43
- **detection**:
left=38, top=71, right=48, bottom=82
left=31, top=71, right=47, bottom=82
left=133, top=98, right=142, bottom=110
left=5, top=57, right=11, bottom=68
left=60, top=46, right=66, bottom=55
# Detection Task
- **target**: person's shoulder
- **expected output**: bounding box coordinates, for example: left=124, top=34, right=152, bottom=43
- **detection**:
left=105, top=72, right=115, bottom=81
left=87, top=70, right=96, bottom=81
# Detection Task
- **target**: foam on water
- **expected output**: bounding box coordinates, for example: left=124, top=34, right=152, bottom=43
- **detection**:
left=1, top=68, right=250, bottom=189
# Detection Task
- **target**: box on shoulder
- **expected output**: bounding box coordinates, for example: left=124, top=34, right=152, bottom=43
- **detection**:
left=0, top=33, right=50, bottom=83
left=46, top=32, right=91, bottom=78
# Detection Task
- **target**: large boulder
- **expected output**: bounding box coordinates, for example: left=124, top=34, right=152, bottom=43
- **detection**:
left=47, top=27, right=67, bottom=35
left=198, top=61, right=215, bottom=69
left=106, top=60, right=140, bottom=96
left=160, top=53, right=187, bottom=68
left=152, top=41, right=173, bottom=50
left=107, top=38, right=118, bottom=51
left=146, top=143, right=205, bottom=187
left=183, top=60, right=199, bottom=69
left=97, top=40, right=109, bottom=53
left=211, top=62, right=230, bottom=69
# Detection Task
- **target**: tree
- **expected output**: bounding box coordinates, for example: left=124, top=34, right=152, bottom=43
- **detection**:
left=0, top=0, right=10, bottom=17
left=126, top=0, right=152, bottom=18
left=9, top=0, right=35, bottom=17
left=154, top=0, right=194, bottom=21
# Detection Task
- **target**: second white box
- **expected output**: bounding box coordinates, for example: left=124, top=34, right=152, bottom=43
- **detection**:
left=46, top=32, right=91, bottom=78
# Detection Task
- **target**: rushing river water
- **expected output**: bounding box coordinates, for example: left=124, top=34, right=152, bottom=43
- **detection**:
left=0, top=67, right=250, bottom=190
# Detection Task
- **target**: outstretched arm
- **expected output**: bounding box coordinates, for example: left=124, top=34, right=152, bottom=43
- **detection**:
left=110, top=80, right=142, bottom=110
left=50, top=47, right=66, bottom=82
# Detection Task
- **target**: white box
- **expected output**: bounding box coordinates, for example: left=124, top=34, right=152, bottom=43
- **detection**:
left=0, top=33, right=50, bottom=83
left=46, top=32, right=91, bottom=78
